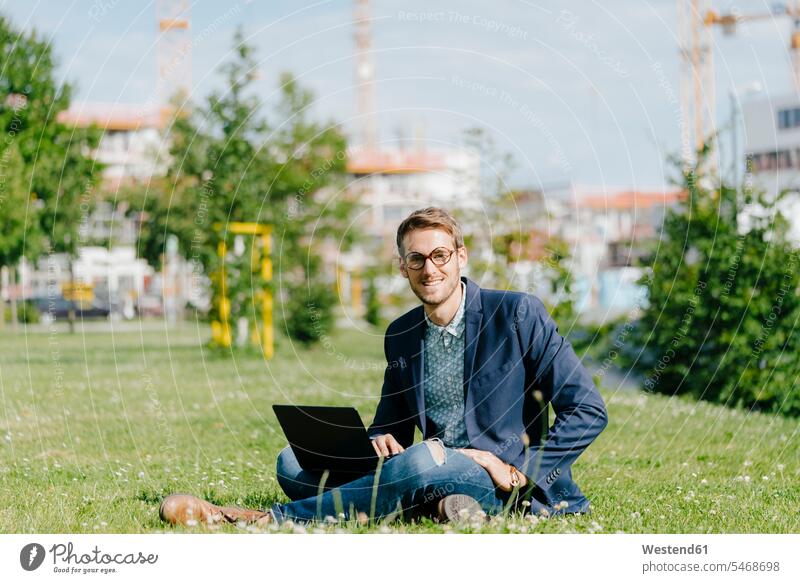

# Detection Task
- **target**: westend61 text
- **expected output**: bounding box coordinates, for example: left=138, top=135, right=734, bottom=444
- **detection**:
left=642, top=544, right=708, bottom=555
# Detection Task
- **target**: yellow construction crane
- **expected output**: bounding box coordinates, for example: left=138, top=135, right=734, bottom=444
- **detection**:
left=156, top=0, right=191, bottom=123
left=678, top=1, right=800, bottom=168
left=677, top=0, right=715, bottom=167
left=354, top=0, right=376, bottom=150
left=705, top=3, right=800, bottom=91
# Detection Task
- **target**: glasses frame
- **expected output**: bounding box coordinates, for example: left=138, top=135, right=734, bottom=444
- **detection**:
left=402, top=246, right=459, bottom=270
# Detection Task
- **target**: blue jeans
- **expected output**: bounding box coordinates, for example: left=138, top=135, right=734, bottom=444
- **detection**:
left=271, top=439, right=524, bottom=524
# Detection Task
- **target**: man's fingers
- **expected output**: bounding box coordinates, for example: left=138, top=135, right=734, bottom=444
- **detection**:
left=372, top=437, right=390, bottom=457
left=387, top=436, right=405, bottom=454
left=377, top=439, right=390, bottom=457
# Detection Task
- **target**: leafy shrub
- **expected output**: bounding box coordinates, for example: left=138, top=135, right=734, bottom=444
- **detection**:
left=4, top=301, right=40, bottom=324
left=283, top=282, right=336, bottom=345
left=627, top=155, right=800, bottom=416
left=365, top=276, right=382, bottom=328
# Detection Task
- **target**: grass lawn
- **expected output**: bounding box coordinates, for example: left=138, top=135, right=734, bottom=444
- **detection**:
left=1, top=321, right=798, bottom=534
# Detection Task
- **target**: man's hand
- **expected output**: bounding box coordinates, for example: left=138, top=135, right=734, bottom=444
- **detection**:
left=456, top=448, right=528, bottom=491
left=371, top=434, right=405, bottom=457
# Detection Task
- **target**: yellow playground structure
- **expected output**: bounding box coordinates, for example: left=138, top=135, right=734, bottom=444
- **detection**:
left=210, top=222, right=273, bottom=359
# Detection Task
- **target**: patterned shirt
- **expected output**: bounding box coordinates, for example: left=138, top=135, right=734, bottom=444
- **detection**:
left=423, top=281, right=469, bottom=448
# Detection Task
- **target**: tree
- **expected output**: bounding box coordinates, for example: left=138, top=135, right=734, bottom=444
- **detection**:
left=130, top=28, right=356, bottom=346
left=0, top=145, right=38, bottom=327
left=365, top=274, right=382, bottom=328
left=0, top=14, right=101, bottom=328
left=629, top=148, right=800, bottom=416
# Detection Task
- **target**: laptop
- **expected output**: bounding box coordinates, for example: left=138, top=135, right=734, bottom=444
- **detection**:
left=272, top=404, right=396, bottom=473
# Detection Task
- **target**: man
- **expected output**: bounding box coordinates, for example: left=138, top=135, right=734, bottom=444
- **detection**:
left=160, top=207, right=608, bottom=527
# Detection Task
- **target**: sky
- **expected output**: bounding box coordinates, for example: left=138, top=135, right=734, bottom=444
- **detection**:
left=0, top=0, right=795, bottom=190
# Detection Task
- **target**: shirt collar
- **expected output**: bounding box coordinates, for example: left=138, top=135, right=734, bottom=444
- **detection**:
left=424, top=281, right=466, bottom=338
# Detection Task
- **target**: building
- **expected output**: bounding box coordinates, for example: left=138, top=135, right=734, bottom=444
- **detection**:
left=346, top=146, right=481, bottom=241
left=333, top=146, right=481, bottom=307
left=18, top=104, right=178, bottom=317
left=741, top=94, right=800, bottom=244
left=505, top=184, right=685, bottom=315
left=58, top=103, right=166, bottom=190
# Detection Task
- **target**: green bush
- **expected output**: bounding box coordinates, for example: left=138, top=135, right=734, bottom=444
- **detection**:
left=283, top=282, right=336, bottom=345
left=628, top=153, right=800, bottom=416
left=4, top=301, right=40, bottom=324
left=365, top=276, right=381, bottom=328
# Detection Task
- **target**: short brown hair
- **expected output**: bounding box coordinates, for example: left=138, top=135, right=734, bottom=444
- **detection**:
left=396, top=207, right=464, bottom=255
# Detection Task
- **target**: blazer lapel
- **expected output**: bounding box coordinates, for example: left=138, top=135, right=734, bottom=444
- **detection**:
left=402, top=307, right=427, bottom=435
left=462, top=277, right=483, bottom=399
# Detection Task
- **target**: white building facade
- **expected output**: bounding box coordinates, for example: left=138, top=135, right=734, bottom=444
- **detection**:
left=742, top=94, right=800, bottom=244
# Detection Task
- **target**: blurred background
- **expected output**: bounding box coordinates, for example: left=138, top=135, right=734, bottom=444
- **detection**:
left=1, top=0, right=799, bottom=413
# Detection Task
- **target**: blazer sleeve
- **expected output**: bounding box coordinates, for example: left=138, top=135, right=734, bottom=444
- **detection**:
left=366, top=334, right=416, bottom=448
left=512, top=294, right=608, bottom=494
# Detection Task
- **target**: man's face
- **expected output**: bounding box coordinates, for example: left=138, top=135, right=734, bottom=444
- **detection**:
left=399, top=228, right=468, bottom=306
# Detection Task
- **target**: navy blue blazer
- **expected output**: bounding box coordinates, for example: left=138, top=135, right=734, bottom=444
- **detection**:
left=367, top=276, right=608, bottom=513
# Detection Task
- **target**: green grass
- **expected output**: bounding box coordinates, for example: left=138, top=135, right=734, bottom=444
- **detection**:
left=0, top=321, right=798, bottom=533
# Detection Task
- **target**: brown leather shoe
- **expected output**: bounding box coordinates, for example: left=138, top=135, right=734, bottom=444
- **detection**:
left=160, top=494, right=272, bottom=527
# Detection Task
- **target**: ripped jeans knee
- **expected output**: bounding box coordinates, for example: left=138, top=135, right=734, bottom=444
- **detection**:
left=423, top=437, right=447, bottom=466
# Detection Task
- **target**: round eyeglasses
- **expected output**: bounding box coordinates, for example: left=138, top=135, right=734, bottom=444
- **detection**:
left=402, top=247, right=457, bottom=270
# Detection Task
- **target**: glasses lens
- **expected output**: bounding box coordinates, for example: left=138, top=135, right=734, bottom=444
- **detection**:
left=406, top=253, right=425, bottom=269
left=431, top=248, right=451, bottom=265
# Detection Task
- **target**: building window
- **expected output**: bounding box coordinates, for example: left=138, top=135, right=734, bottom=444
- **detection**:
left=779, top=109, right=791, bottom=129
left=777, top=107, right=800, bottom=130
left=747, top=149, right=796, bottom=173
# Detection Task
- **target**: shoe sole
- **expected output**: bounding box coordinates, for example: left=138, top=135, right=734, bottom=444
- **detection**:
left=441, top=494, right=484, bottom=523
